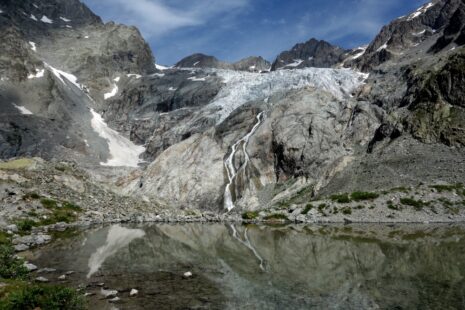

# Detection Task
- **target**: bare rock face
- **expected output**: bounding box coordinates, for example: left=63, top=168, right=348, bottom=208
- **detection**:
left=271, top=38, right=347, bottom=70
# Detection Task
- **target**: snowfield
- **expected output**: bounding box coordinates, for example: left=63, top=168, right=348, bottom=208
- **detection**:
left=207, top=67, right=367, bottom=124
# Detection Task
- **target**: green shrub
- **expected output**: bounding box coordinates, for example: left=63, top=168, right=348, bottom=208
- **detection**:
left=0, top=244, right=29, bottom=280
left=62, top=202, right=81, bottom=212
left=1, top=284, right=85, bottom=310
left=387, top=203, right=401, bottom=211
left=355, top=205, right=365, bottom=210
left=0, top=232, right=11, bottom=246
left=351, top=192, right=379, bottom=201
left=22, top=193, right=40, bottom=201
left=430, top=183, right=463, bottom=193
left=14, top=219, right=37, bottom=235
left=302, top=204, right=313, bottom=215
left=40, top=199, right=58, bottom=209
left=341, top=207, right=352, bottom=215
left=332, top=207, right=339, bottom=214
left=330, top=193, right=351, bottom=203
left=400, top=197, right=425, bottom=211
left=264, top=214, right=288, bottom=221
left=242, top=211, right=259, bottom=220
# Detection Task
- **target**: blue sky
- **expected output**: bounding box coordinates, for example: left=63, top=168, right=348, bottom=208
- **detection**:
left=81, top=0, right=427, bottom=65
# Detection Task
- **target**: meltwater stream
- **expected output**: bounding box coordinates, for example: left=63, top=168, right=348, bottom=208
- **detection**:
left=224, top=112, right=265, bottom=211
left=29, top=223, right=465, bottom=310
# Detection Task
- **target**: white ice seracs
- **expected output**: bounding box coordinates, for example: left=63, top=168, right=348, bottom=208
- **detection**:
left=90, top=109, right=146, bottom=167
left=208, top=67, right=366, bottom=125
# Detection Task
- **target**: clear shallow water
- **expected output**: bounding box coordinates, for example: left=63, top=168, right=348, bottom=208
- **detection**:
left=30, top=223, right=465, bottom=309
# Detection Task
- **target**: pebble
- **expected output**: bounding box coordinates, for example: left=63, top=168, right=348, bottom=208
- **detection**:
left=130, top=289, right=138, bottom=296
left=109, top=297, right=121, bottom=303
left=58, top=275, right=66, bottom=280
left=101, top=288, right=118, bottom=298
left=38, top=268, right=56, bottom=273
left=183, top=271, right=193, bottom=278
left=14, top=244, right=29, bottom=252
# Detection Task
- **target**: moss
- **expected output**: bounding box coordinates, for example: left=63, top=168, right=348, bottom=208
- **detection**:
left=242, top=211, right=259, bottom=220
left=302, top=204, right=313, bottom=215
left=330, top=193, right=351, bottom=203
left=61, top=202, right=81, bottom=212
left=387, top=203, right=401, bottom=211
left=264, top=214, right=289, bottom=221
left=351, top=191, right=379, bottom=201
left=355, top=205, right=365, bottom=210
left=0, top=158, right=35, bottom=170
left=400, top=197, right=426, bottom=211
left=22, top=193, right=40, bottom=201
left=0, top=232, right=11, bottom=246
left=332, top=207, right=339, bottom=214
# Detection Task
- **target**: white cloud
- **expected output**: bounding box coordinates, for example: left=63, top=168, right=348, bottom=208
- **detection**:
left=86, top=0, right=250, bottom=38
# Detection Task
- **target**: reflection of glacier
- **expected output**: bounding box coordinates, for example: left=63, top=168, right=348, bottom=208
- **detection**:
left=230, top=224, right=266, bottom=271
left=87, top=225, right=145, bottom=278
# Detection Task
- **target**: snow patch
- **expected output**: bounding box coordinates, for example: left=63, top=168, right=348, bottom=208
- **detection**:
left=376, top=42, right=388, bottom=52
left=27, top=69, right=44, bottom=79
left=412, top=29, right=426, bottom=36
left=0, top=10, right=3, bottom=13
left=45, top=63, right=84, bottom=90
left=30, top=14, right=37, bottom=21
left=352, top=46, right=367, bottom=59
left=113, top=77, right=120, bottom=82
left=12, top=103, right=33, bottom=115
left=283, top=59, right=304, bottom=68
left=407, top=2, right=435, bottom=21
left=155, top=64, right=170, bottom=70
left=188, top=76, right=206, bottom=82
left=168, top=87, right=177, bottom=91
left=84, top=35, right=89, bottom=39
left=104, top=85, right=118, bottom=100
left=40, top=15, right=53, bottom=23
left=208, top=67, right=366, bottom=124
left=59, top=16, right=71, bottom=22
left=193, top=61, right=200, bottom=67
left=90, top=109, right=146, bottom=167
left=29, top=41, right=37, bottom=52
left=127, top=74, right=142, bottom=79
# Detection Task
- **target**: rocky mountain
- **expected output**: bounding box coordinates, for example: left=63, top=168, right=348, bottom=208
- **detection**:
left=0, top=0, right=464, bottom=221
left=271, top=38, right=348, bottom=70
left=175, top=53, right=271, bottom=72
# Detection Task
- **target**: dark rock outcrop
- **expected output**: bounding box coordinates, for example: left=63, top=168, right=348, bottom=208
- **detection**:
left=175, top=53, right=271, bottom=72
left=271, top=38, right=347, bottom=70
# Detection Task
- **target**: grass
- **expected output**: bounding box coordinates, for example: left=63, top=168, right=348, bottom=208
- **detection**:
left=0, top=244, right=29, bottom=280
left=242, top=211, right=259, bottom=220
left=387, top=203, right=401, bottom=211
left=350, top=191, right=379, bottom=201
left=0, top=232, right=11, bottom=246
left=40, top=198, right=58, bottom=209
left=400, top=197, right=426, bottom=211
left=330, top=193, right=351, bottom=203
left=264, top=214, right=289, bottom=221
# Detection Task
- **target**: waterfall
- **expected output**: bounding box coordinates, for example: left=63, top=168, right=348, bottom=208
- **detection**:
left=224, top=112, right=265, bottom=212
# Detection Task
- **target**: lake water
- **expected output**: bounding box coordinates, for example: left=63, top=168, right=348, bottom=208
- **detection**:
left=30, top=223, right=465, bottom=309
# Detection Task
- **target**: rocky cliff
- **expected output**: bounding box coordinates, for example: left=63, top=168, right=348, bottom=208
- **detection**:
left=0, top=0, right=464, bottom=219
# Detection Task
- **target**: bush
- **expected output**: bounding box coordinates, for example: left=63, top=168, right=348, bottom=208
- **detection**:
left=341, top=207, right=352, bottom=215
left=15, top=220, right=37, bottom=235
left=40, top=199, right=58, bottom=209
left=242, top=211, right=259, bottom=220
left=0, top=244, right=29, bottom=280
left=330, top=193, right=351, bottom=203
left=430, top=183, right=463, bottom=193
left=1, top=285, right=85, bottom=310
left=22, top=193, right=40, bottom=201
left=351, top=192, right=379, bottom=201
left=264, top=214, right=288, bottom=221
left=400, top=197, right=425, bottom=211
left=61, top=202, right=81, bottom=212
left=302, top=204, right=313, bottom=215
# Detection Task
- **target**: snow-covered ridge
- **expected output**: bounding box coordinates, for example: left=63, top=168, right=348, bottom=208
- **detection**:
left=407, top=2, right=435, bottom=21
left=207, top=67, right=367, bottom=124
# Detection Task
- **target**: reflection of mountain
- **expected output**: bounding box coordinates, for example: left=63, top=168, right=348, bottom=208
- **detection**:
left=32, top=224, right=465, bottom=309
left=87, top=225, right=145, bottom=278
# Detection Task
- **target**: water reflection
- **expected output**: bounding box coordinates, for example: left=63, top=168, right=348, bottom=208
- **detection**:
left=31, top=223, right=465, bottom=309
left=87, top=225, right=145, bottom=278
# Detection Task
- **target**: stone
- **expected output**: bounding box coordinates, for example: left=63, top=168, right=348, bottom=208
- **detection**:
left=130, top=289, right=138, bottom=296
left=24, top=263, right=38, bottom=271
left=38, top=268, right=56, bottom=273
left=183, top=271, right=193, bottom=278
left=6, top=224, right=18, bottom=233
left=58, top=275, right=66, bottom=280
left=109, top=297, right=121, bottom=303
left=14, top=244, right=29, bottom=252
left=35, top=276, right=49, bottom=283
left=101, top=288, right=118, bottom=298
